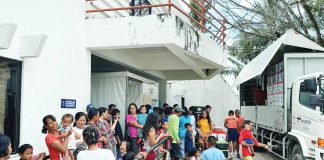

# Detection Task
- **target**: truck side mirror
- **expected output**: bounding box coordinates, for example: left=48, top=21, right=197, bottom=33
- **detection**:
left=304, top=78, right=317, bottom=92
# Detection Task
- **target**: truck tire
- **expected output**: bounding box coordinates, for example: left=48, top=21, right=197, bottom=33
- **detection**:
left=291, top=144, right=305, bottom=160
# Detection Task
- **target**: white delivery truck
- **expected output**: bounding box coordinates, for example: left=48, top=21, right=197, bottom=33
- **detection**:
left=233, top=30, right=324, bottom=160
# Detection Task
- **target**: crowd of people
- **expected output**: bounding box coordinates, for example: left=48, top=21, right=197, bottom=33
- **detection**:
left=0, top=103, right=270, bottom=160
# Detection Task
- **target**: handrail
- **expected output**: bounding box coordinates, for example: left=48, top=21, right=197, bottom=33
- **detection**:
left=86, top=0, right=227, bottom=45
left=133, top=136, right=171, bottom=160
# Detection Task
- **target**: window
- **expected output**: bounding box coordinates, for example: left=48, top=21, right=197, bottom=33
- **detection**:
left=299, top=82, right=316, bottom=109
left=0, top=57, right=21, bottom=153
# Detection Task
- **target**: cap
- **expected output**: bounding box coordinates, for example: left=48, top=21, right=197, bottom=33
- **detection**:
left=174, top=106, right=184, bottom=112
left=86, top=104, right=95, bottom=112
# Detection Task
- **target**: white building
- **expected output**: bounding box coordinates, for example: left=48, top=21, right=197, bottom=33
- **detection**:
left=0, top=0, right=233, bottom=157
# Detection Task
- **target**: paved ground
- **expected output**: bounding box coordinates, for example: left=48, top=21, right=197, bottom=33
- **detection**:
left=230, top=151, right=283, bottom=160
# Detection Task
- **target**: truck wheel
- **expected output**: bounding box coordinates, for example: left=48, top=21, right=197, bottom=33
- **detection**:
left=291, top=144, right=305, bottom=160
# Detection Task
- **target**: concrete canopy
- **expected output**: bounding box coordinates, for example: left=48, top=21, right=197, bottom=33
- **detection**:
left=86, top=14, right=226, bottom=80
left=233, top=29, right=324, bottom=86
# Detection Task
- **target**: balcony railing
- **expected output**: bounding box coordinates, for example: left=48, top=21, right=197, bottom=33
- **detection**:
left=86, top=0, right=227, bottom=46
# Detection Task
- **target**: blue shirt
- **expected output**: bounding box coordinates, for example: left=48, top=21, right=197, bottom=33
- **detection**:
left=179, top=116, right=191, bottom=138
left=200, top=148, right=225, bottom=160
left=137, top=113, right=148, bottom=125
left=185, top=131, right=193, bottom=153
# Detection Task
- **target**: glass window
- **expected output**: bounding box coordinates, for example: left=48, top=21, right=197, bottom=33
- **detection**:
left=299, top=82, right=316, bottom=109
left=0, top=57, right=21, bottom=153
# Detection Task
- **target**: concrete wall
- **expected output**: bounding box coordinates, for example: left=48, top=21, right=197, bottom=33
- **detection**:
left=86, top=14, right=225, bottom=68
left=0, top=0, right=91, bottom=154
left=166, top=75, right=240, bottom=127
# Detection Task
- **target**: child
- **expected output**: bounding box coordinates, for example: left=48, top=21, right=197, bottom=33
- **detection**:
left=188, top=148, right=200, bottom=160
left=185, top=123, right=194, bottom=159
left=19, top=144, right=46, bottom=160
left=59, top=114, right=81, bottom=160
left=198, top=110, right=212, bottom=150
left=137, top=105, right=148, bottom=144
left=117, top=141, right=135, bottom=160
left=241, top=129, right=254, bottom=156
left=159, top=121, right=170, bottom=160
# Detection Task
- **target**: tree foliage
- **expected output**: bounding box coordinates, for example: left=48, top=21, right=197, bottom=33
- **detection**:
left=214, top=0, right=324, bottom=63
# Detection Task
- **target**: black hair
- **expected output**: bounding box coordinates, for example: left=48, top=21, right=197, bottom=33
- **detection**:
left=235, top=109, right=240, bottom=114
left=18, top=144, right=33, bottom=155
left=145, top=104, right=152, bottom=114
left=111, top=108, right=120, bottom=117
left=173, top=104, right=178, bottom=108
left=162, top=103, right=169, bottom=108
left=201, top=110, right=211, bottom=125
left=0, top=134, right=11, bottom=158
left=139, top=105, right=146, bottom=114
left=244, top=120, right=252, bottom=126
left=185, top=123, right=192, bottom=129
left=163, top=107, right=173, bottom=115
left=188, top=148, right=198, bottom=157
left=74, top=112, right=88, bottom=127
left=98, top=107, right=107, bottom=117
left=122, top=152, right=135, bottom=160
left=207, top=136, right=217, bottom=146
left=108, top=104, right=116, bottom=111
left=153, top=107, right=159, bottom=113
left=122, top=141, right=131, bottom=152
left=205, top=105, right=212, bottom=109
left=143, top=113, right=159, bottom=140
left=61, top=113, right=74, bottom=122
left=127, top=103, right=138, bottom=114
left=189, top=106, right=194, bottom=111
left=83, top=126, right=100, bottom=145
left=182, top=106, right=189, bottom=117
left=42, top=115, right=56, bottom=134
left=87, top=108, right=99, bottom=121
left=228, top=110, right=234, bottom=116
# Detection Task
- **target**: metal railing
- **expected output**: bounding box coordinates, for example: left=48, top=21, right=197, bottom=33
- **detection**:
left=133, top=136, right=171, bottom=160
left=86, top=0, right=227, bottom=45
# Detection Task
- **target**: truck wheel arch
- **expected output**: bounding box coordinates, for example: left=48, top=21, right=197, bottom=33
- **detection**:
left=287, top=132, right=309, bottom=158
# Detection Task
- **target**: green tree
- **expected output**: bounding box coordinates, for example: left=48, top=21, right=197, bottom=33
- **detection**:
left=216, top=0, right=324, bottom=62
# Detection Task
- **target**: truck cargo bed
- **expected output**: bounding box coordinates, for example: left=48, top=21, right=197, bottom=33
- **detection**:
left=242, top=105, right=285, bottom=133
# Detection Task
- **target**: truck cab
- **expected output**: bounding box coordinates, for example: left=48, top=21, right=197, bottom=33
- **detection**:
left=290, top=73, right=324, bottom=159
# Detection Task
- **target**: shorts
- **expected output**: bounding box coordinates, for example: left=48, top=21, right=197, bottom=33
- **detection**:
left=244, top=139, right=253, bottom=144
left=170, top=143, right=182, bottom=158
left=227, top=128, right=238, bottom=141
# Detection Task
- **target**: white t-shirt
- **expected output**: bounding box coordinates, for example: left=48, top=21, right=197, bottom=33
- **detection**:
left=77, top=149, right=115, bottom=160
left=73, top=126, right=84, bottom=144
left=190, top=115, right=196, bottom=131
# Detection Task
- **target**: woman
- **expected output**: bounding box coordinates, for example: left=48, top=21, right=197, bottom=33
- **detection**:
left=112, top=109, right=123, bottom=151
left=126, top=103, right=143, bottom=154
left=96, top=107, right=117, bottom=156
left=42, top=115, right=70, bottom=160
left=87, top=108, right=99, bottom=126
left=73, top=112, right=87, bottom=145
left=142, top=113, right=168, bottom=160
left=117, top=141, right=135, bottom=160
left=179, top=106, right=191, bottom=158
left=0, top=134, right=12, bottom=160
left=77, top=126, right=115, bottom=160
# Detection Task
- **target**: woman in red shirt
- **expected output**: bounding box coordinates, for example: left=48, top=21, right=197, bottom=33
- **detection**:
left=42, top=115, right=71, bottom=160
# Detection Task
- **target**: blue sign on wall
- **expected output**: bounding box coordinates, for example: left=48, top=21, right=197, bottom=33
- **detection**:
left=61, top=99, right=76, bottom=109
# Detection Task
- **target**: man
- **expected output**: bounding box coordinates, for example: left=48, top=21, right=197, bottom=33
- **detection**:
left=168, top=106, right=183, bottom=160
left=235, top=109, right=245, bottom=158
left=200, top=136, right=225, bottom=160
left=204, top=105, right=212, bottom=113
left=107, top=104, right=116, bottom=113
left=239, top=120, right=270, bottom=160
left=224, top=110, right=238, bottom=158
